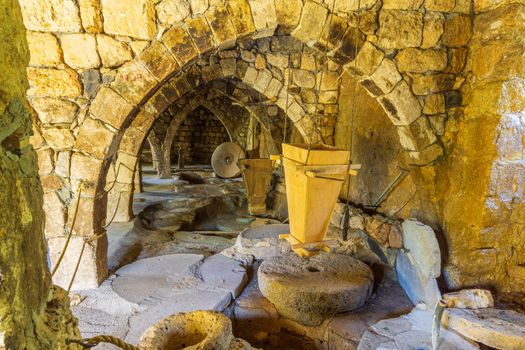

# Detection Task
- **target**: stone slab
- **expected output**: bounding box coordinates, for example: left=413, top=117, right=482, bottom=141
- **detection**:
left=234, top=224, right=291, bottom=259
left=200, top=254, right=249, bottom=298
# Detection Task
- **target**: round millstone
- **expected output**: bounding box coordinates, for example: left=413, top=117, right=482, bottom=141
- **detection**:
left=258, top=252, right=374, bottom=326
left=234, top=224, right=291, bottom=259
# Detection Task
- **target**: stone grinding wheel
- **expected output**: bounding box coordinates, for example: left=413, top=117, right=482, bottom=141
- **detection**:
left=211, top=142, right=244, bottom=178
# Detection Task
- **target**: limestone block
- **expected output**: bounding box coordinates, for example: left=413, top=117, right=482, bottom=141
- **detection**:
left=428, top=114, right=446, bottom=135
left=396, top=250, right=441, bottom=308
left=189, top=0, right=209, bottom=14
left=206, top=6, right=237, bottom=48
left=320, top=71, right=340, bottom=91
left=90, top=87, right=134, bottom=129
left=443, top=289, right=494, bottom=309
left=138, top=42, right=179, bottom=81
left=55, top=151, right=71, bottom=178
left=30, top=98, right=77, bottom=124
left=275, top=0, right=302, bottom=30
left=248, top=0, right=277, bottom=38
left=79, top=0, right=103, bottom=33
left=266, top=53, right=288, bottom=68
left=345, top=41, right=384, bottom=77
left=319, top=14, right=348, bottom=51
left=61, top=34, right=100, bottom=69
left=259, top=253, right=374, bottom=326
left=379, top=81, right=422, bottom=125
left=421, top=12, right=444, bottom=49
left=185, top=16, right=216, bottom=53
left=292, top=1, right=328, bottom=46
left=424, top=0, right=455, bottom=12
left=396, top=118, right=437, bottom=151
left=36, top=148, right=54, bottom=175
left=377, top=10, right=423, bottom=49
left=101, top=0, right=156, bottom=40
left=402, top=219, right=440, bottom=277
left=319, top=90, right=339, bottom=104
left=411, top=73, right=455, bottom=95
left=243, top=66, right=258, bottom=85
left=19, top=0, right=81, bottom=32
left=396, top=48, right=447, bottom=73
left=447, top=47, right=468, bottom=74
left=253, top=70, right=272, bottom=93
left=130, top=40, right=150, bottom=56
left=156, top=0, right=190, bottom=24
left=42, top=128, right=74, bottom=149
left=226, top=0, right=256, bottom=37
left=27, top=67, right=82, bottom=98
left=474, top=0, right=519, bottom=13
left=75, top=117, right=115, bottom=159
left=220, top=58, right=237, bottom=77
left=96, top=35, right=132, bottom=68
left=26, top=32, right=62, bottom=67
left=334, top=0, right=377, bottom=13
left=423, top=94, right=446, bottom=115
left=382, top=0, right=424, bottom=10
left=162, top=25, right=199, bottom=65
left=407, top=143, right=443, bottom=165
left=361, top=58, right=401, bottom=96
left=292, top=69, right=316, bottom=88
left=443, top=308, right=525, bottom=350
left=43, top=191, right=66, bottom=237
left=265, top=78, right=283, bottom=99
left=442, top=15, right=472, bottom=47
left=111, top=61, right=158, bottom=105
left=200, top=254, right=248, bottom=298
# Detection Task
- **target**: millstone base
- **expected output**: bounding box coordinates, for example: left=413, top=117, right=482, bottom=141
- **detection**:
left=258, top=252, right=374, bottom=326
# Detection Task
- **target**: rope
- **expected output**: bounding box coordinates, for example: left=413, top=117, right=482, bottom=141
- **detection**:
left=342, top=0, right=362, bottom=241
left=66, top=335, right=141, bottom=350
left=50, top=182, right=84, bottom=277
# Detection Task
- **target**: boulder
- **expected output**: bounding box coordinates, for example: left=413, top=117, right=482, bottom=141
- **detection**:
left=258, top=252, right=373, bottom=326
left=401, top=219, right=441, bottom=278
left=443, top=289, right=494, bottom=309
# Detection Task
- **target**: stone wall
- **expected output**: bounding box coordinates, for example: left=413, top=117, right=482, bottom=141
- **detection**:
left=171, top=106, right=231, bottom=164
left=0, top=0, right=80, bottom=348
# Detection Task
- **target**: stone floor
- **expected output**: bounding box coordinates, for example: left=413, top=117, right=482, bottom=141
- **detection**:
left=71, top=168, right=486, bottom=349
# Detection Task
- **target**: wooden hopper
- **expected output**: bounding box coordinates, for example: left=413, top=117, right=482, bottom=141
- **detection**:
left=239, top=158, right=274, bottom=215
left=276, top=143, right=359, bottom=257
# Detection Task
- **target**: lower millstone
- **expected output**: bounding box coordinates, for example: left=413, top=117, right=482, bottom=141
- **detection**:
left=258, top=252, right=374, bottom=326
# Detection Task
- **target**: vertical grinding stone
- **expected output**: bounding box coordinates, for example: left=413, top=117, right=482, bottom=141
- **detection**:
left=258, top=252, right=374, bottom=326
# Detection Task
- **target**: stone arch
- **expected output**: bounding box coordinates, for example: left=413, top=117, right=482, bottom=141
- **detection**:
left=33, top=0, right=468, bottom=289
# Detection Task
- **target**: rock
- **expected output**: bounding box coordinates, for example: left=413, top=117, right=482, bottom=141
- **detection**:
left=292, top=1, right=327, bottom=46
left=200, top=254, right=248, bottom=298
left=101, top=0, right=156, bottom=40
left=90, top=86, right=134, bottom=129
left=79, top=0, right=103, bottom=33
left=423, top=93, right=446, bottom=115
left=156, top=0, right=190, bottom=24
left=275, top=0, right=302, bottom=30
left=26, top=67, right=82, bottom=98
left=248, top=0, right=277, bottom=38
left=96, top=34, right=133, bottom=68
left=258, top=252, right=373, bottom=326
left=61, top=33, right=100, bottom=69
left=361, top=58, right=402, bottom=96
left=443, top=308, right=525, bottom=350
left=26, top=32, right=62, bottom=67
left=382, top=0, right=424, bottom=10
left=401, top=219, right=441, bottom=278
left=425, top=0, right=455, bottom=11
left=396, top=250, right=441, bottom=308
left=379, top=80, right=422, bottom=125
left=443, top=289, right=494, bottom=309
left=30, top=98, right=78, bottom=124
left=421, top=12, right=444, bottom=49
left=346, top=41, right=384, bottom=77
left=292, top=69, right=316, bottom=88
left=334, top=0, right=377, bottom=13
left=189, top=0, right=209, bottom=15
left=19, top=0, right=82, bottom=32
left=42, top=128, right=74, bottom=149
left=396, top=48, right=447, bottom=73
left=254, top=54, right=266, bottom=70
left=377, top=10, right=423, bottom=49
left=442, top=15, right=472, bottom=47
left=234, top=224, right=291, bottom=259
left=411, top=73, right=456, bottom=95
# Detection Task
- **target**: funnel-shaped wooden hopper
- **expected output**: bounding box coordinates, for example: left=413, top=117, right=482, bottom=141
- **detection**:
left=279, top=143, right=356, bottom=257
left=240, top=158, right=274, bottom=215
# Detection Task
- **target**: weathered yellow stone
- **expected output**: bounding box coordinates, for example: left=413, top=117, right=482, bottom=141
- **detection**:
left=442, top=15, right=472, bottom=47
left=138, top=42, right=179, bottom=81
left=79, top=0, right=102, bottom=33
left=42, top=128, right=75, bottom=149
left=377, top=10, right=423, bottom=49
left=156, top=0, right=190, bottom=24
left=61, top=34, right=100, bottom=69
left=189, top=0, right=209, bottom=14
left=424, top=0, right=455, bottom=11
left=422, top=12, right=444, bottom=49
left=19, top=0, right=81, bottom=32
left=30, top=98, right=78, bottom=124
left=412, top=73, right=455, bottom=95
left=396, top=117, right=436, bottom=151
left=334, top=0, right=377, bottom=13
left=423, top=94, right=446, bottom=114
left=74, top=117, right=115, bottom=159
left=275, top=0, right=302, bottom=30
left=396, top=48, right=447, bottom=73
left=130, top=41, right=150, bottom=56
left=185, top=16, right=216, bottom=54
left=27, top=67, right=82, bottom=98
left=292, top=1, right=328, bottom=46
left=379, top=80, right=422, bottom=125
left=361, top=58, right=401, bottom=96
left=162, top=25, right=199, bottom=66
left=96, top=35, right=132, bottom=68
left=249, top=0, right=277, bottom=38
left=26, top=31, right=62, bottom=67
left=345, top=41, right=384, bottom=77
left=382, top=0, right=423, bottom=10
left=205, top=6, right=238, bottom=48
left=101, top=0, right=156, bottom=40
left=36, top=148, right=54, bottom=175
left=89, top=86, right=134, bottom=129
left=111, top=61, right=158, bottom=105
left=226, top=0, right=255, bottom=36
